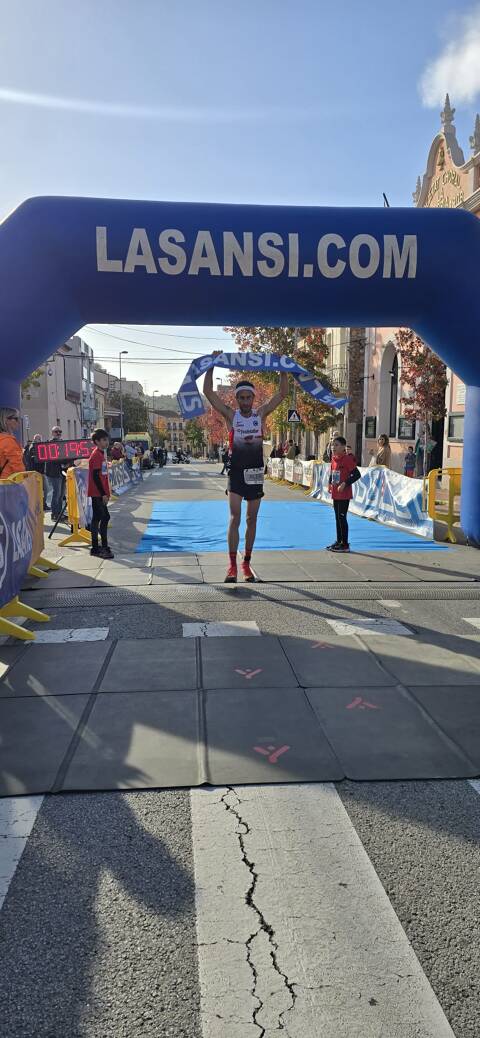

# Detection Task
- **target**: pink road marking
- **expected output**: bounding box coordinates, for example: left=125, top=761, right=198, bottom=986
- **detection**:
left=254, top=744, right=291, bottom=764
left=235, top=668, right=263, bottom=680
left=346, top=696, right=380, bottom=710
left=311, top=642, right=334, bottom=649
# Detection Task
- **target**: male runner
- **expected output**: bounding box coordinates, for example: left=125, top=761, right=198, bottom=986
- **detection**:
left=203, top=361, right=289, bottom=582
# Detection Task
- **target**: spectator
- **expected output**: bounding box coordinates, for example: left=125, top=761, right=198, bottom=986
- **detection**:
left=286, top=439, right=296, bottom=461
left=375, top=434, right=392, bottom=469
left=0, top=407, right=25, bottom=479
left=404, top=445, right=416, bottom=478
left=294, top=444, right=301, bottom=457
left=26, top=433, right=48, bottom=509
left=346, top=444, right=357, bottom=464
left=45, top=426, right=65, bottom=519
left=220, top=444, right=229, bottom=475
left=123, top=441, right=135, bottom=471
left=323, top=430, right=337, bottom=463
left=110, top=441, right=124, bottom=461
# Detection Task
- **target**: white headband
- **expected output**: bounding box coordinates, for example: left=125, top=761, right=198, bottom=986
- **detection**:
left=235, top=381, right=255, bottom=397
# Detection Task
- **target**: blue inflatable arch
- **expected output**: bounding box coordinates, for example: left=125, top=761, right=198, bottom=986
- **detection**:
left=1, top=196, right=479, bottom=541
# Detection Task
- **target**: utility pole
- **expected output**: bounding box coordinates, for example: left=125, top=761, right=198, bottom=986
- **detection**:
left=119, top=350, right=128, bottom=438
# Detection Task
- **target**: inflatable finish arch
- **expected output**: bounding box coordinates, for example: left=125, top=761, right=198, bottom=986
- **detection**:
left=1, top=196, right=479, bottom=541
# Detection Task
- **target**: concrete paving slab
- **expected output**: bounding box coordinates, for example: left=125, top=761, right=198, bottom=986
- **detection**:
left=100, top=638, right=197, bottom=692
left=101, top=553, right=153, bottom=567
left=360, top=634, right=480, bottom=685
left=345, top=561, right=423, bottom=582
left=280, top=635, right=395, bottom=686
left=151, top=567, right=204, bottom=584
left=23, top=571, right=97, bottom=589
left=295, top=563, right=368, bottom=581
left=61, top=690, right=199, bottom=790
left=409, top=686, right=480, bottom=769
left=386, top=564, right=476, bottom=583
left=200, top=634, right=298, bottom=689
left=0, top=641, right=111, bottom=697
left=58, top=554, right=107, bottom=571
left=0, top=694, right=89, bottom=794
left=307, top=686, right=477, bottom=780
left=249, top=565, right=302, bottom=580
left=151, top=553, right=200, bottom=566
left=205, top=687, right=343, bottom=782
left=92, top=568, right=152, bottom=586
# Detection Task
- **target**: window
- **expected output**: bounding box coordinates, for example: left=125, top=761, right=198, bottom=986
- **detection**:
left=389, top=355, right=398, bottom=438
left=398, top=417, right=416, bottom=440
left=455, top=382, right=466, bottom=406
left=448, top=414, right=464, bottom=441
left=365, top=416, right=376, bottom=438
left=67, top=419, right=71, bottom=437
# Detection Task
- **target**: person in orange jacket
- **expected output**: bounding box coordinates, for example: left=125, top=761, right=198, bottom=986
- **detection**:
left=0, top=407, right=25, bottom=479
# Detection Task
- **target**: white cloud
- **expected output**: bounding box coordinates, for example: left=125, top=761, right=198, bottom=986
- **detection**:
left=0, top=86, right=312, bottom=124
left=420, top=6, right=480, bottom=106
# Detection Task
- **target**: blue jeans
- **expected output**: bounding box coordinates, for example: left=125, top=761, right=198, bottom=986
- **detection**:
left=47, top=476, right=64, bottom=517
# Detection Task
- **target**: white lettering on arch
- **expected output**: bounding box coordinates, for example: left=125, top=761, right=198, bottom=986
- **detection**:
left=188, top=231, right=221, bottom=276
left=383, top=234, right=417, bottom=278
left=223, top=232, right=253, bottom=276
left=96, top=227, right=123, bottom=273
left=124, top=228, right=157, bottom=274
left=349, top=234, right=380, bottom=278
left=317, top=234, right=346, bottom=278
left=257, top=233, right=285, bottom=277
left=158, top=229, right=187, bottom=275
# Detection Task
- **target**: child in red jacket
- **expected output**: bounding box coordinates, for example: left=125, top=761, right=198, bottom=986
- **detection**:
left=327, top=436, right=361, bottom=552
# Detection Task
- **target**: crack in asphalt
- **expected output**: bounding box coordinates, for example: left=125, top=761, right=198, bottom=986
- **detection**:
left=221, top=786, right=296, bottom=1036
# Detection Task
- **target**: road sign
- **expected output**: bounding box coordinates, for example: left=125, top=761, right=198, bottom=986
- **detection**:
left=288, top=408, right=301, bottom=423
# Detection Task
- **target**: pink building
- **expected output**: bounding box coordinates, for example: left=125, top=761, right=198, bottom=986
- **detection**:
left=336, top=96, right=480, bottom=474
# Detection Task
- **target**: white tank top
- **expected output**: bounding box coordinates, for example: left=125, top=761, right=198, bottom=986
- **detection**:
left=230, top=409, right=264, bottom=471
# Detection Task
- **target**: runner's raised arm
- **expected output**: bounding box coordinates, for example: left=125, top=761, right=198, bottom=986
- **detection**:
left=258, top=372, right=289, bottom=418
left=203, top=363, right=234, bottom=423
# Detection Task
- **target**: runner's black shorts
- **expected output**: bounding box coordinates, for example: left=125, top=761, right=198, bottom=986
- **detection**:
left=227, top=469, right=264, bottom=501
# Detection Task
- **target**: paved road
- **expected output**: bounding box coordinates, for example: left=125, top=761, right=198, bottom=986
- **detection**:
left=0, top=462, right=479, bottom=1037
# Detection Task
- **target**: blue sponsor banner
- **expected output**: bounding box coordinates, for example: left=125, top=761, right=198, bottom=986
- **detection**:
left=310, top=463, right=433, bottom=538
left=177, top=351, right=348, bottom=419
left=0, top=482, right=34, bottom=609
left=73, top=467, right=93, bottom=527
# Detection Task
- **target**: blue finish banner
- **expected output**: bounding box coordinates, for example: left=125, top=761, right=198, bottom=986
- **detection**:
left=177, top=351, right=348, bottom=419
left=0, top=482, right=35, bottom=609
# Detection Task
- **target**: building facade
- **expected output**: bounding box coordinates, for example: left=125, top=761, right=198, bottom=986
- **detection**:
left=21, top=336, right=97, bottom=441
left=321, top=96, right=480, bottom=472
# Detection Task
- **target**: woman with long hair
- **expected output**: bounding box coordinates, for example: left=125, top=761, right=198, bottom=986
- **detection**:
left=375, top=433, right=392, bottom=469
left=0, top=407, right=25, bottom=479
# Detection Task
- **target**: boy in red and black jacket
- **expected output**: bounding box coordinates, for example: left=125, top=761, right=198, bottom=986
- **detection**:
left=327, top=436, right=361, bottom=552
left=88, top=429, right=114, bottom=559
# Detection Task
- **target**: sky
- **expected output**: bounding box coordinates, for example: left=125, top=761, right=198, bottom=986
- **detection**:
left=2, top=0, right=480, bottom=395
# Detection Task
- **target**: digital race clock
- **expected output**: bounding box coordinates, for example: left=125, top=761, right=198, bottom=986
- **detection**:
left=33, top=439, right=95, bottom=462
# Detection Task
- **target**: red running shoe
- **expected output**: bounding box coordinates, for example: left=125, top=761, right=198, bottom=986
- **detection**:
left=225, top=563, right=238, bottom=583
left=241, top=560, right=255, bottom=582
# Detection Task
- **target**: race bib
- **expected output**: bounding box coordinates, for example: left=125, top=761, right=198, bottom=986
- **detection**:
left=244, top=467, right=265, bottom=485
left=331, top=470, right=341, bottom=485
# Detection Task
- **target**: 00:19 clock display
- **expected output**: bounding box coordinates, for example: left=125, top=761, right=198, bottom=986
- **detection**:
left=33, top=439, right=95, bottom=462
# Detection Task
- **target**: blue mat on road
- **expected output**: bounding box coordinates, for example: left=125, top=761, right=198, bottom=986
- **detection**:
left=136, top=499, right=449, bottom=553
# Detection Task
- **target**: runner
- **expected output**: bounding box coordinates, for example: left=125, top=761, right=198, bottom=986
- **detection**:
left=203, top=361, right=289, bottom=582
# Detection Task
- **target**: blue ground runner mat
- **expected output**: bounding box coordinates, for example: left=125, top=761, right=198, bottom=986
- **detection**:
left=136, top=499, right=449, bottom=553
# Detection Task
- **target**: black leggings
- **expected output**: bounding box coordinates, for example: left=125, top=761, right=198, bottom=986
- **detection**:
left=91, top=498, right=110, bottom=548
left=334, top=499, right=350, bottom=545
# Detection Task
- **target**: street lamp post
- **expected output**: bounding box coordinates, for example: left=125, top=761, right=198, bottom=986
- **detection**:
left=119, top=350, right=128, bottom=438
left=152, top=389, right=159, bottom=439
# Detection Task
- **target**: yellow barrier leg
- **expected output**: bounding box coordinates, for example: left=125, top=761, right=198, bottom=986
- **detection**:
left=0, top=615, right=35, bottom=640
left=1, top=596, right=50, bottom=623
left=58, top=520, right=91, bottom=547
left=28, top=565, right=49, bottom=579
left=36, top=555, right=61, bottom=571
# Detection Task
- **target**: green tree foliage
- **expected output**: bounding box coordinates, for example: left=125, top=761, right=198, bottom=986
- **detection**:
left=224, top=327, right=338, bottom=436
left=184, top=418, right=205, bottom=452
left=108, top=391, right=149, bottom=433
left=21, top=367, right=44, bottom=399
